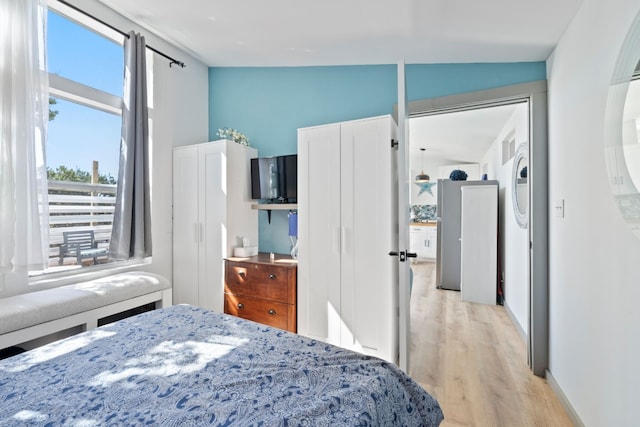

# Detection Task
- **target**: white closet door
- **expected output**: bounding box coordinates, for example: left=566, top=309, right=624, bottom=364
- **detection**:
left=200, top=143, right=226, bottom=312
left=226, top=142, right=258, bottom=260
left=173, top=146, right=200, bottom=306
left=340, top=117, right=396, bottom=361
left=297, top=124, right=342, bottom=345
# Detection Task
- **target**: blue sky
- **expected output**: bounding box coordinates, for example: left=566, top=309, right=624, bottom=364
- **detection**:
left=47, top=10, right=124, bottom=178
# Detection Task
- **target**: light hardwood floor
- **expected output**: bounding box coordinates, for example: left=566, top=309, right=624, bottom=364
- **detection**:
left=409, top=261, right=572, bottom=427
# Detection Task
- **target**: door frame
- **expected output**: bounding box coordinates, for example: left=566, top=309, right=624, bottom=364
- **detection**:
left=396, top=62, right=411, bottom=372
left=397, top=80, right=549, bottom=376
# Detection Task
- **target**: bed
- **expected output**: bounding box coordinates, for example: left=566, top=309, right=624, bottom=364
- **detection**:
left=0, top=304, right=443, bottom=426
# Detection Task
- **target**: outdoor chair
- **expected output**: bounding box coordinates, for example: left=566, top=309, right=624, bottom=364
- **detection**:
left=58, top=230, right=109, bottom=265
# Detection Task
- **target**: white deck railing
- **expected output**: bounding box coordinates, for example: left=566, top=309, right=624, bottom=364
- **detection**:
left=48, top=180, right=116, bottom=266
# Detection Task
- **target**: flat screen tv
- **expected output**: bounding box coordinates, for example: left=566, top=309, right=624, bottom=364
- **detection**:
left=251, top=154, right=297, bottom=202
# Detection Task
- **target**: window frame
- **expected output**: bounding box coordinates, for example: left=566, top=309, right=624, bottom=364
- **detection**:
left=47, top=0, right=124, bottom=117
left=30, top=1, right=132, bottom=278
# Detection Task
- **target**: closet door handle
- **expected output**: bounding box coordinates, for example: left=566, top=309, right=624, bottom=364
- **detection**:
left=341, top=227, right=347, bottom=254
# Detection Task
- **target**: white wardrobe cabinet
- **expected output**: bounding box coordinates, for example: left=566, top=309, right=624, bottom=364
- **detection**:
left=460, top=184, right=498, bottom=305
left=173, top=140, right=257, bottom=312
left=297, top=115, right=398, bottom=363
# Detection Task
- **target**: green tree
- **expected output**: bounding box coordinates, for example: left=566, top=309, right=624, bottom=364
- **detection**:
left=49, top=97, right=59, bottom=121
left=47, top=165, right=117, bottom=185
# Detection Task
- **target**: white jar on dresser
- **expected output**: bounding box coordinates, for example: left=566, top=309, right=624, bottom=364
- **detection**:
left=172, top=140, right=258, bottom=312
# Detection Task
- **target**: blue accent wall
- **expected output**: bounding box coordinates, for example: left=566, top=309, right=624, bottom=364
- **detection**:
left=208, top=62, right=546, bottom=254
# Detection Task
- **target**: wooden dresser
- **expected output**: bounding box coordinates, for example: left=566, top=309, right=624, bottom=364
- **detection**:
left=224, top=253, right=297, bottom=333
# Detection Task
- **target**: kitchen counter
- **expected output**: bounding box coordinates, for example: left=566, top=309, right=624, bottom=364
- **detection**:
left=410, top=221, right=438, bottom=227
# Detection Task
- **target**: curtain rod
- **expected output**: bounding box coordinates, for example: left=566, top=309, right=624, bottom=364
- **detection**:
left=57, top=0, right=186, bottom=68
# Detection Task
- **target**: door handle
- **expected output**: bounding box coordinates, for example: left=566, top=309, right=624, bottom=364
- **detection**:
left=389, top=250, right=417, bottom=262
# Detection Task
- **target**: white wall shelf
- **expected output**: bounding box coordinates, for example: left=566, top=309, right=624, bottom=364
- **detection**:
left=251, top=203, right=297, bottom=210
left=251, top=203, right=297, bottom=223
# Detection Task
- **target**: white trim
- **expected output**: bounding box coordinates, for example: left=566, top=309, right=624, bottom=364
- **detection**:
left=407, top=81, right=547, bottom=117
left=49, top=74, right=122, bottom=115
left=504, top=301, right=527, bottom=342
left=546, top=369, right=586, bottom=427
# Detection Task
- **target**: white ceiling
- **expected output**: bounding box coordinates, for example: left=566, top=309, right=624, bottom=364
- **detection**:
left=95, top=0, right=580, bottom=166
left=97, top=0, right=584, bottom=67
left=409, top=103, right=521, bottom=168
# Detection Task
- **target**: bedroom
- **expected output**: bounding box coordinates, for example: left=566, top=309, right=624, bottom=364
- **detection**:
left=1, top=0, right=640, bottom=425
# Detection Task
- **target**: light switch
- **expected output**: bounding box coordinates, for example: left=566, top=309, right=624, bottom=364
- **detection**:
left=554, top=199, right=565, bottom=218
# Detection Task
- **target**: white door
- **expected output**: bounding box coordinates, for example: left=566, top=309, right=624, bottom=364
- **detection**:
left=297, top=124, right=342, bottom=346
left=396, top=61, right=411, bottom=372
left=173, top=146, right=199, bottom=306
left=201, top=142, right=226, bottom=312
left=340, top=117, right=396, bottom=360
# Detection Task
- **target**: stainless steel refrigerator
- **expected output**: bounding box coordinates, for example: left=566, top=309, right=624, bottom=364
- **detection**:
left=436, top=179, right=498, bottom=290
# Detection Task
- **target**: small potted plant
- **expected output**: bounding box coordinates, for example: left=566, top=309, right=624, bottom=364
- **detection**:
left=217, top=128, right=249, bottom=146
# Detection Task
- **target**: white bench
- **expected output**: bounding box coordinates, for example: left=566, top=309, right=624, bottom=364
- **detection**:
left=0, top=271, right=172, bottom=351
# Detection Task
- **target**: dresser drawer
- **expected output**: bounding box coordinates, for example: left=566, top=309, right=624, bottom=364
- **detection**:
left=224, top=294, right=293, bottom=331
left=225, top=261, right=292, bottom=303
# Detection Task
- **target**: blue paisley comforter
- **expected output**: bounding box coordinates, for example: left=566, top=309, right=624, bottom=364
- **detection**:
left=0, top=304, right=443, bottom=426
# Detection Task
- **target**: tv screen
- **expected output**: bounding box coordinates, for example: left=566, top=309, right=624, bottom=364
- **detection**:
left=277, top=155, right=297, bottom=200
left=251, top=157, right=278, bottom=200
left=251, top=154, right=297, bottom=202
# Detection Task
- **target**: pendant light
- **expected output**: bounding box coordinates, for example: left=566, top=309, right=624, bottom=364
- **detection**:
left=415, top=148, right=430, bottom=183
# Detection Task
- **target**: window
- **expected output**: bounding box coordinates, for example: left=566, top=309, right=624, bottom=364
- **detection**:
left=48, top=10, right=123, bottom=96
left=35, top=2, right=125, bottom=274
left=501, top=129, right=516, bottom=165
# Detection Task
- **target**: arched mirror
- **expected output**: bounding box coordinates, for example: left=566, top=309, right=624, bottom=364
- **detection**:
left=606, top=13, right=640, bottom=238
left=512, top=142, right=528, bottom=228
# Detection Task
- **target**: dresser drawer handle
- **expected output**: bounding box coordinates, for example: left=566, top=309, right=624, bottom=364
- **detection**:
left=268, top=274, right=276, bottom=280
left=268, top=309, right=276, bottom=315
left=238, top=270, right=246, bottom=277
left=237, top=303, right=244, bottom=310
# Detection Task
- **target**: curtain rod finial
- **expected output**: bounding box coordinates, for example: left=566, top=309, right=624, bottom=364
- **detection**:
left=170, top=60, right=186, bottom=68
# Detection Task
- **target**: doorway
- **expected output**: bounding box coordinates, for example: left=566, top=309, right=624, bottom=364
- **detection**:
left=400, top=81, right=548, bottom=376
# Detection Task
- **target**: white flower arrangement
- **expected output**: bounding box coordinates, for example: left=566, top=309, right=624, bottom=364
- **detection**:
left=217, top=128, right=249, bottom=146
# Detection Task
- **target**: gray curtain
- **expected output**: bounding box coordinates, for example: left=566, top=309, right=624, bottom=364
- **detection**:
left=109, top=31, right=151, bottom=260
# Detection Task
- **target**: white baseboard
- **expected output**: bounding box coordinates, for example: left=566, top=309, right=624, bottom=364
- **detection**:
left=501, top=303, right=583, bottom=426
left=503, top=302, right=527, bottom=342
left=546, top=369, right=585, bottom=427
